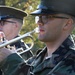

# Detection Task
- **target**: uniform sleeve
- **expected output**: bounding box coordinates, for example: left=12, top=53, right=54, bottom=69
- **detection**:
left=0, top=53, right=31, bottom=75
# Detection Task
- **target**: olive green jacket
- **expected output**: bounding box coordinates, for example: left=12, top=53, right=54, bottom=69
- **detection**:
left=0, top=36, right=75, bottom=75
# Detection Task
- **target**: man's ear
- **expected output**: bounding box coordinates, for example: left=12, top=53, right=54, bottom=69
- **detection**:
left=63, top=18, right=73, bottom=30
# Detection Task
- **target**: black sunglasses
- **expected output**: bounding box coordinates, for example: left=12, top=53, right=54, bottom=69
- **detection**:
left=0, top=20, right=16, bottom=26
left=35, top=15, right=69, bottom=24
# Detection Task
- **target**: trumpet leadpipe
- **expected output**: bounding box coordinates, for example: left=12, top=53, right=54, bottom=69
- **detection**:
left=0, top=31, right=34, bottom=48
left=0, top=27, right=39, bottom=49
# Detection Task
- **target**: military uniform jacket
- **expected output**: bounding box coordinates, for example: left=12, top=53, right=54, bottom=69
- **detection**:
left=0, top=36, right=75, bottom=75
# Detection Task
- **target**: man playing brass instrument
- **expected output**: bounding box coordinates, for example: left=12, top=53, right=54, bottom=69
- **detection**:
left=0, top=6, right=33, bottom=75
left=0, top=6, right=33, bottom=60
left=1, top=0, right=75, bottom=75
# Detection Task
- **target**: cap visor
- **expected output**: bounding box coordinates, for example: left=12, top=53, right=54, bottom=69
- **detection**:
left=30, top=9, right=57, bottom=15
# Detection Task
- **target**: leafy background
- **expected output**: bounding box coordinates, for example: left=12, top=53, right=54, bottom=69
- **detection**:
left=0, top=0, right=45, bottom=54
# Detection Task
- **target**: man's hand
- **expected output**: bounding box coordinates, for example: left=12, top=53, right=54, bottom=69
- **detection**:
left=0, top=31, right=16, bottom=62
left=0, top=48, right=16, bottom=62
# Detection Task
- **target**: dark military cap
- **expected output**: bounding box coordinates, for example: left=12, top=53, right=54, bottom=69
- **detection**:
left=0, top=5, right=27, bottom=20
left=31, top=0, right=75, bottom=17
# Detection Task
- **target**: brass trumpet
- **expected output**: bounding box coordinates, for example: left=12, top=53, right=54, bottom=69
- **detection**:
left=0, top=27, right=39, bottom=55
